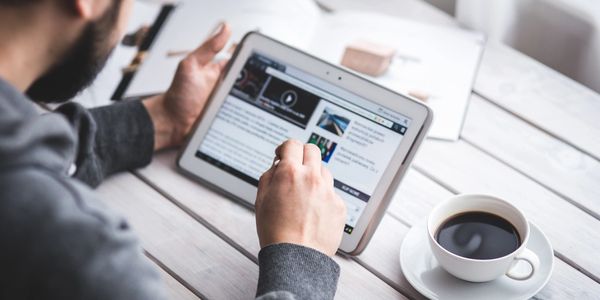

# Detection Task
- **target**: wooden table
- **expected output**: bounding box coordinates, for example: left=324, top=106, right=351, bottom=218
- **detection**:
left=94, top=0, right=600, bottom=298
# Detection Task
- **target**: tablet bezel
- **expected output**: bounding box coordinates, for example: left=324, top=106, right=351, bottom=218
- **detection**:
left=178, top=32, right=432, bottom=255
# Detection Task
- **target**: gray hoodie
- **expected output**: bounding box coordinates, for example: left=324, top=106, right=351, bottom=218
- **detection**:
left=0, top=77, right=339, bottom=300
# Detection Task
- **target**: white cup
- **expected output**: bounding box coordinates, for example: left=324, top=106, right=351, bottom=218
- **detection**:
left=427, top=194, right=540, bottom=282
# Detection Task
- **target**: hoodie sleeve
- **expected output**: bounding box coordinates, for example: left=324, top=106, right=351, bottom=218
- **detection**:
left=55, top=100, right=154, bottom=187
left=256, top=244, right=340, bottom=300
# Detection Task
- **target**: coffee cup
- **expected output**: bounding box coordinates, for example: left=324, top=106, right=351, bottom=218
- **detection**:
left=427, top=194, right=540, bottom=282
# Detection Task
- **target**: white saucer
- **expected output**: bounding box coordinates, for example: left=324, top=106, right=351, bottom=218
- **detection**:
left=400, top=221, right=554, bottom=300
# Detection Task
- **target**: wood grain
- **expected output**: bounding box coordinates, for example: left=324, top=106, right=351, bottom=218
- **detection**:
left=474, top=42, right=600, bottom=159
left=95, top=172, right=258, bottom=300
left=462, top=95, right=600, bottom=218
left=137, top=150, right=600, bottom=298
left=354, top=216, right=423, bottom=299
left=135, top=151, right=406, bottom=300
left=156, top=265, right=201, bottom=300
left=413, top=139, right=600, bottom=281
left=387, top=169, right=453, bottom=225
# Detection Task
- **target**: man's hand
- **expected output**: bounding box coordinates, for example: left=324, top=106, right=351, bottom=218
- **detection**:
left=143, top=23, right=232, bottom=150
left=255, top=140, right=347, bottom=257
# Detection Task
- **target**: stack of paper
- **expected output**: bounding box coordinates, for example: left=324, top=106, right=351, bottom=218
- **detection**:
left=124, top=0, right=485, bottom=140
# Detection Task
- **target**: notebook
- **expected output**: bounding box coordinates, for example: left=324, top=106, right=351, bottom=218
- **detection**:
left=123, top=0, right=485, bottom=140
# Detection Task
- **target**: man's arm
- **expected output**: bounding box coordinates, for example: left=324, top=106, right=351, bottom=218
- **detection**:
left=254, top=140, right=347, bottom=299
left=56, top=100, right=154, bottom=187
left=57, top=23, right=232, bottom=187
left=59, top=22, right=344, bottom=299
left=256, top=244, right=340, bottom=300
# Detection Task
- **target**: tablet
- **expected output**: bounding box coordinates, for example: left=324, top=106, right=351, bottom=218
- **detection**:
left=178, top=32, right=432, bottom=255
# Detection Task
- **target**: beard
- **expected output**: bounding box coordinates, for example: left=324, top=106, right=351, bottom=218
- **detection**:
left=26, top=1, right=121, bottom=103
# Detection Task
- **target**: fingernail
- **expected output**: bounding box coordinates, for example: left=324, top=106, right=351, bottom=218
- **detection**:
left=211, top=22, right=224, bottom=37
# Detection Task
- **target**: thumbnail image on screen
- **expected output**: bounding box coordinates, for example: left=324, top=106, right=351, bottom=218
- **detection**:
left=307, top=132, right=337, bottom=163
left=317, top=108, right=350, bottom=136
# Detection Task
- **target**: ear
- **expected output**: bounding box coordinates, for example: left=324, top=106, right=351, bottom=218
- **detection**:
left=71, top=0, right=102, bottom=20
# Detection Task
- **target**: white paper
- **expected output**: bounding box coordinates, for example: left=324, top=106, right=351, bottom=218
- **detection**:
left=125, top=4, right=484, bottom=140
left=307, top=12, right=485, bottom=140
left=125, top=0, right=322, bottom=98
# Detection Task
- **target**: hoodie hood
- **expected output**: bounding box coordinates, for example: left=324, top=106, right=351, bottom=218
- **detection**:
left=0, top=77, right=76, bottom=174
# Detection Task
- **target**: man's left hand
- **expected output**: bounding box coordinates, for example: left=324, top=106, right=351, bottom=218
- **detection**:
left=143, top=22, right=232, bottom=150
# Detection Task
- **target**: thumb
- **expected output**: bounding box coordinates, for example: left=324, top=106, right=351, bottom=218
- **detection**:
left=216, top=59, right=230, bottom=72
left=187, top=22, right=231, bottom=66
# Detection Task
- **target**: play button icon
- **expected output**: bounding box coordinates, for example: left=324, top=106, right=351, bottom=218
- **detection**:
left=280, top=90, right=298, bottom=107
left=236, top=69, right=247, bottom=84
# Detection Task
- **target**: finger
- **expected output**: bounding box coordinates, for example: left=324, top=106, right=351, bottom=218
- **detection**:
left=187, top=22, right=232, bottom=66
left=303, top=143, right=322, bottom=168
left=216, top=59, right=229, bottom=72
left=273, top=144, right=282, bottom=159
left=203, top=60, right=226, bottom=82
left=275, top=139, right=304, bottom=165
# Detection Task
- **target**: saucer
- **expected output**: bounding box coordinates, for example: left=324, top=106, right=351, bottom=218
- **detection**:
left=400, top=221, right=554, bottom=300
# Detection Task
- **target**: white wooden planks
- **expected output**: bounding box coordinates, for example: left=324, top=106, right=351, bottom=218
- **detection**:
left=135, top=151, right=406, bottom=300
left=95, top=173, right=258, bottom=300
left=462, top=95, right=600, bottom=218
left=133, top=150, right=600, bottom=298
left=387, top=169, right=453, bottom=226
left=474, top=42, right=600, bottom=159
left=156, top=266, right=201, bottom=300
left=355, top=216, right=423, bottom=299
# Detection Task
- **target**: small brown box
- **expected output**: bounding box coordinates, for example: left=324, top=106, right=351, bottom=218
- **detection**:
left=341, top=39, right=396, bottom=77
left=408, top=90, right=430, bottom=102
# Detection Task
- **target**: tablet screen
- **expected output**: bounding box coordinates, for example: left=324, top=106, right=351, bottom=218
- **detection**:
left=196, top=53, right=411, bottom=234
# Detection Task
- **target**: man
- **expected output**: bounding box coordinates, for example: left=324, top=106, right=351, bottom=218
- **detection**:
left=0, top=0, right=347, bottom=299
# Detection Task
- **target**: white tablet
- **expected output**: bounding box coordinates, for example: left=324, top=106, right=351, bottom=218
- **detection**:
left=178, top=32, right=432, bottom=255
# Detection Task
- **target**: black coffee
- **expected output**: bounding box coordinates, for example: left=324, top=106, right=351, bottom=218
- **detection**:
left=435, top=211, right=521, bottom=260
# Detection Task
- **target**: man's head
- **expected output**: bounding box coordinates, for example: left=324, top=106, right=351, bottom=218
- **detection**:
left=0, top=0, right=133, bottom=103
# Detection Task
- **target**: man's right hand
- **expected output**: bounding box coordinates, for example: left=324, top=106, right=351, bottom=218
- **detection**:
left=255, top=140, right=347, bottom=257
